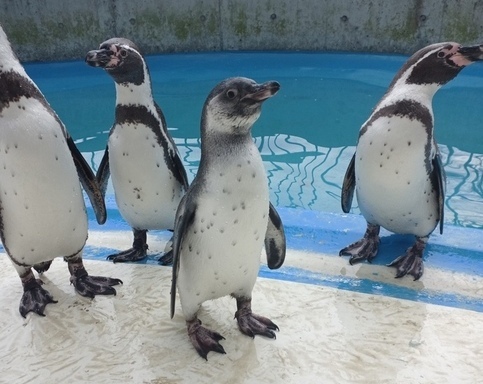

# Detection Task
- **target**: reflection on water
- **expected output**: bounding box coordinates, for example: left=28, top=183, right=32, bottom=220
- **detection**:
left=82, top=133, right=483, bottom=230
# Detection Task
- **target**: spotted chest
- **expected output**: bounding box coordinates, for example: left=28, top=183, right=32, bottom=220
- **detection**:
left=355, top=114, right=439, bottom=236
left=0, top=98, right=87, bottom=262
left=108, top=122, right=183, bottom=229
left=177, top=146, right=269, bottom=313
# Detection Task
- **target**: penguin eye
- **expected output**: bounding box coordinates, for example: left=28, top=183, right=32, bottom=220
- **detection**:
left=120, top=49, right=128, bottom=58
left=437, top=51, right=446, bottom=58
left=226, top=89, right=238, bottom=100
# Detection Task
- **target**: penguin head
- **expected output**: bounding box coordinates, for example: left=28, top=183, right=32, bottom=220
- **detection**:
left=393, top=42, right=480, bottom=88
left=202, top=77, right=280, bottom=136
left=85, top=38, right=146, bottom=86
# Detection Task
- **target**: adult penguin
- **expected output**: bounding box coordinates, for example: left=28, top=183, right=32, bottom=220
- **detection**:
left=340, top=42, right=483, bottom=280
left=0, top=25, right=122, bottom=317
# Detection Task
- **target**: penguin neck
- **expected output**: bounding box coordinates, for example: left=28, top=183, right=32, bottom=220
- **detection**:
left=379, top=80, right=440, bottom=110
left=379, top=65, right=444, bottom=109
left=114, top=76, right=154, bottom=108
left=199, top=131, right=257, bottom=170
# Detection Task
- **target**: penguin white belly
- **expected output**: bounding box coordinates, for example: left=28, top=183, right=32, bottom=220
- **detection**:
left=109, top=123, right=183, bottom=230
left=0, top=99, right=87, bottom=264
left=355, top=116, right=439, bottom=236
left=178, top=153, right=269, bottom=319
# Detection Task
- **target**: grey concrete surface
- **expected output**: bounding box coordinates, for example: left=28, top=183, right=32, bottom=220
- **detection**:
left=1, top=0, right=483, bottom=62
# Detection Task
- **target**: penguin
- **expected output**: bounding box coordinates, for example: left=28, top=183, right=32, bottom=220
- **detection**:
left=340, top=42, right=483, bottom=280
left=170, top=77, right=286, bottom=359
left=85, top=38, right=189, bottom=263
left=0, top=25, right=122, bottom=317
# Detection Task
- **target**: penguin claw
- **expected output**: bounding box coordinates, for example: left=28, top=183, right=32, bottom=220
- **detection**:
left=71, top=275, right=123, bottom=298
left=340, top=224, right=380, bottom=264
left=387, top=239, right=426, bottom=280
left=19, top=282, right=58, bottom=318
left=187, top=319, right=226, bottom=360
left=235, top=307, right=279, bottom=339
left=387, top=252, right=424, bottom=281
left=339, top=238, right=379, bottom=264
left=106, top=247, right=147, bottom=263
left=158, top=250, right=173, bottom=266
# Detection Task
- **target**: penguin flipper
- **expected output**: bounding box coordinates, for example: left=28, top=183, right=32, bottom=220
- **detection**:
left=155, top=103, right=190, bottom=191
left=169, top=147, right=190, bottom=191
left=66, top=136, right=107, bottom=225
left=341, top=153, right=356, bottom=213
left=264, top=202, right=286, bottom=270
left=170, top=196, right=197, bottom=318
left=432, top=152, right=446, bottom=235
left=96, top=145, right=111, bottom=200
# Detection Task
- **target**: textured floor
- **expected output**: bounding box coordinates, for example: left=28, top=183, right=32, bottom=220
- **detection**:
left=1, top=228, right=482, bottom=384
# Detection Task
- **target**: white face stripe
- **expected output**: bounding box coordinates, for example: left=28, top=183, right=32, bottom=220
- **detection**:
left=377, top=43, right=463, bottom=109
left=393, top=44, right=454, bottom=89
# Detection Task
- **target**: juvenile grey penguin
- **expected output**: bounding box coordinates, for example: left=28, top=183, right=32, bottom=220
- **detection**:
left=0, top=25, right=122, bottom=317
left=85, top=38, right=189, bottom=263
left=170, top=77, right=286, bottom=359
left=340, top=42, right=483, bottom=280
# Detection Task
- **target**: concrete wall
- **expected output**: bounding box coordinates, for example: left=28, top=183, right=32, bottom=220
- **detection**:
left=1, top=0, right=483, bottom=62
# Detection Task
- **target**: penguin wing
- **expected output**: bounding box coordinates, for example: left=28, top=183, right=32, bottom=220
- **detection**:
left=96, top=145, right=111, bottom=199
left=432, top=152, right=446, bottom=235
left=168, top=146, right=189, bottom=191
left=66, top=136, right=107, bottom=225
left=265, top=202, right=286, bottom=269
left=341, top=153, right=356, bottom=213
left=155, top=103, right=189, bottom=190
left=170, top=195, right=197, bottom=318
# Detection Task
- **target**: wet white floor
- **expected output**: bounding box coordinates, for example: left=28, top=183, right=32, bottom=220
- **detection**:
left=0, top=231, right=482, bottom=384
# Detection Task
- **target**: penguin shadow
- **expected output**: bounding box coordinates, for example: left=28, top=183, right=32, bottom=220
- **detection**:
left=353, top=233, right=426, bottom=291
left=21, top=270, right=93, bottom=320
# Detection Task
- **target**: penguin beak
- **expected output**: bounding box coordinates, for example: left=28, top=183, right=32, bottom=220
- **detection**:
left=85, top=49, right=113, bottom=68
left=242, top=81, right=281, bottom=102
left=457, top=44, right=483, bottom=62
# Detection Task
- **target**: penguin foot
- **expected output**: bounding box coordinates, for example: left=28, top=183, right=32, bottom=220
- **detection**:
left=20, top=277, right=57, bottom=318
left=339, top=223, right=380, bottom=264
left=387, top=240, right=426, bottom=280
left=158, top=250, right=173, bottom=266
left=106, top=246, right=148, bottom=263
left=71, top=275, right=123, bottom=298
left=339, top=238, right=379, bottom=264
left=187, top=318, right=226, bottom=360
left=235, top=299, right=279, bottom=339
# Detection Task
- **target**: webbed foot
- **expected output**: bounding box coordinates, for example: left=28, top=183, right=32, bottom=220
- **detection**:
left=71, top=274, right=123, bottom=298
left=235, top=298, right=279, bottom=339
left=187, top=318, right=226, bottom=360
left=107, top=229, right=148, bottom=263
left=387, top=237, right=427, bottom=280
left=106, top=246, right=148, bottom=263
left=339, top=223, right=380, bottom=264
left=67, top=257, right=123, bottom=298
left=158, top=250, right=173, bottom=266
left=20, top=271, right=57, bottom=318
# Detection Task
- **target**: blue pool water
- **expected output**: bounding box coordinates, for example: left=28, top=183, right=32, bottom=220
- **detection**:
left=17, top=51, right=483, bottom=311
left=25, top=51, right=483, bottom=230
